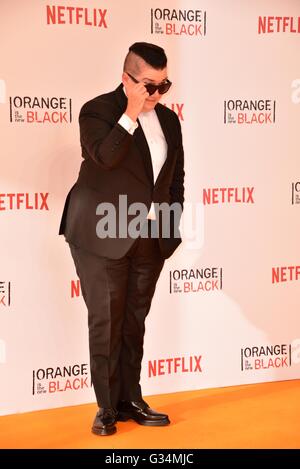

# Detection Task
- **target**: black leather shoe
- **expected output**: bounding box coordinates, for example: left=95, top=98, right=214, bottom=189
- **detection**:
left=117, top=399, right=170, bottom=426
left=91, top=408, right=117, bottom=436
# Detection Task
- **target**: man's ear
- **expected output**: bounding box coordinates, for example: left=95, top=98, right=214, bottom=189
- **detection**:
left=122, top=72, right=129, bottom=86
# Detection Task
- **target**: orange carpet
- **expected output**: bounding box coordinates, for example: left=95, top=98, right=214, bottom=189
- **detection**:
left=0, top=380, right=299, bottom=449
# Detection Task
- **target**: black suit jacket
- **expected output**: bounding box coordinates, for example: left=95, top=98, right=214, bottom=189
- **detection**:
left=59, top=84, right=185, bottom=259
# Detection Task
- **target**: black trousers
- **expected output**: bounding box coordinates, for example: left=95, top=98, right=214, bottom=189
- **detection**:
left=69, top=224, right=164, bottom=409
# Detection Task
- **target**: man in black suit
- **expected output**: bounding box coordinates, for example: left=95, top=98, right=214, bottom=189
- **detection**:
left=59, top=42, right=184, bottom=435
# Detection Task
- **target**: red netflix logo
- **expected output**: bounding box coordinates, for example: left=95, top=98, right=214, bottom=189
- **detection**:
left=162, top=103, right=184, bottom=121
left=258, top=16, right=300, bottom=34
left=203, top=187, right=254, bottom=205
left=148, top=355, right=202, bottom=377
left=0, top=193, right=49, bottom=211
left=46, top=5, right=108, bottom=28
left=71, top=279, right=81, bottom=298
left=272, top=266, right=300, bottom=284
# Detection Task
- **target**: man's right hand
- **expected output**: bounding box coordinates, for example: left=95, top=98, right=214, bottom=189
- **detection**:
left=123, top=73, right=149, bottom=122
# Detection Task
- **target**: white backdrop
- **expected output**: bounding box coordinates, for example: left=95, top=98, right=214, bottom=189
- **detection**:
left=0, top=0, right=300, bottom=416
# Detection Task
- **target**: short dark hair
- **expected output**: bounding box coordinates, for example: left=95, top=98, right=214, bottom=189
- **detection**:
left=127, top=42, right=167, bottom=69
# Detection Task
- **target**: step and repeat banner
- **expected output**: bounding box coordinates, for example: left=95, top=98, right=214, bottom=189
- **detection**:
left=1, top=0, right=300, bottom=415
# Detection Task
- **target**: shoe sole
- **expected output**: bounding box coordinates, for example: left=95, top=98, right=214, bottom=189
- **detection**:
left=118, top=412, right=170, bottom=426
left=91, top=425, right=117, bottom=436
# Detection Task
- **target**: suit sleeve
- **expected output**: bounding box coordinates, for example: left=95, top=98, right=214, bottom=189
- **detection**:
left=169, top=116, right=185, bottom=210
left=79, top=99, right=133, bottom=170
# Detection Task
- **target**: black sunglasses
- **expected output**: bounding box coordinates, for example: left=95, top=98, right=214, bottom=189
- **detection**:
left=126, top=72, right=172, bottom=96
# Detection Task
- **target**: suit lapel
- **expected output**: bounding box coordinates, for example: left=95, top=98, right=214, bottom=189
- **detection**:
left=114, top=85, right=175, bottom=187
left=115, top=84, right=154, bottom=185
left=134, top=104, right=176, bottom=187
left=153, top=104, right=174, bottom=187
left=133, top=122, right=154, bottom=185
left=155, top=104, right=173, bottom=151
